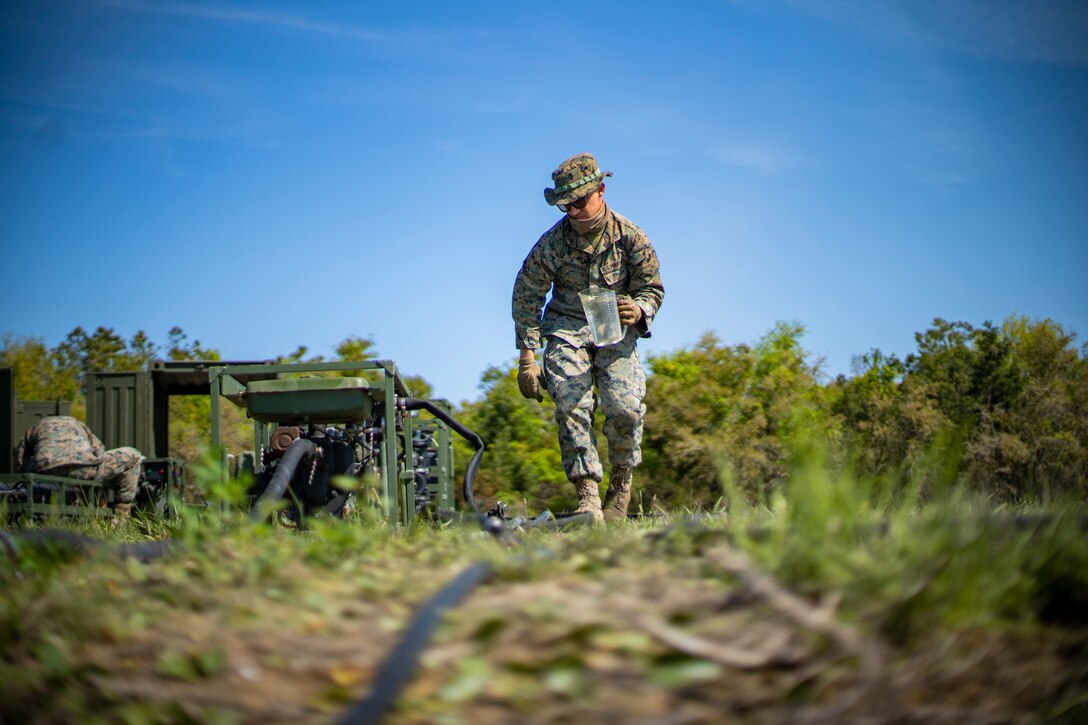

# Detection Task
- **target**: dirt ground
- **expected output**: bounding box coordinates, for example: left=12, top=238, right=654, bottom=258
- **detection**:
left=2, top=526, right=1087, bottom=724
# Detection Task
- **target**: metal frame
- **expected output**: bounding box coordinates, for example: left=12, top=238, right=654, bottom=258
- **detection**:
left=0, top=473, right=112, bottom=520
left=206, top=360, right=416, bottom=525
left=0, top=460, right=188, bottom=521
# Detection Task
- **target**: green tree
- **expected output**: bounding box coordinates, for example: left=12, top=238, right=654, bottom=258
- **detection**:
left=643, top=322, right=830, bottom=507
left=832, top=349, right=948, bottom=477
left=905, top=319, right=1022, bottom=429
left=0, top=334, right=80, bottom=402
left=53, top=326, right=157, bottom=386
left=2, top=328, right=158, bottom=421
left=967, top=316, right=1088, bottom=499
left=167, top=327, right=218, bottom=362
left=842, top=315, right=1088, bottom=501
left=454, top=362, right=567, bottom=512
left=334, top=336, right=378, bottom=364
left=163, top=328, right=236, bottom=462
left=333, top=335, right=434, bottom=397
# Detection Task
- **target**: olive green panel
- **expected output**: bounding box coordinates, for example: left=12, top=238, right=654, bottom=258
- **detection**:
left=86, top=371, right=153, bottom=456
left=244, top=377, right=374, bottom=424
left=0, top=369, right=13, bottom=474
left=16, top=401, right=73, bottom=435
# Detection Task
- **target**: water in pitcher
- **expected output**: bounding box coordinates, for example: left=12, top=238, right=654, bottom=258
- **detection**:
left=578, top=286, right=625, bottom=346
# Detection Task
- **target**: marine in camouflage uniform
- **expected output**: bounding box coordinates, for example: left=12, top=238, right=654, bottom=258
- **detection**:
left=512, top=153, right=664, bottom=523
left=14, top=416, right=142, bottom=521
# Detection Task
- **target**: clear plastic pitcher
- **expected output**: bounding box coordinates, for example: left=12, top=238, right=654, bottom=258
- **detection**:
left=578, top=286, right=625, bottom=346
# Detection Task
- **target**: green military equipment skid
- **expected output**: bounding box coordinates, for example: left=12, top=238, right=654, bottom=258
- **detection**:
left=2, top=359, right=469, bottom=525
left=1, top=474, right=113, bottom=520
left=209, top=360, right=459, bottom=526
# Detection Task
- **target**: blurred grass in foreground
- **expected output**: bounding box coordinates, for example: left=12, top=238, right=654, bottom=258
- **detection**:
left=0, top=437, right=1086, bottom=722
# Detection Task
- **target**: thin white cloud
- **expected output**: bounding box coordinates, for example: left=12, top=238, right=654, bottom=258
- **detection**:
left=781, top=0, right=1088, bottom=65
left=712, top=143, right=797, bottom=175
left=473, top=96, right=531, bottom=115
left=433, top=138, right=465, bottom=154
left=0, top=102, right=271, bottom=147
left=98, top=0, right=500, bottom=63
left=100, top=0, right=387, bottom=41
left=114, top=60, right=234, bottom=99
left=915, top=169, right=974, bottom=193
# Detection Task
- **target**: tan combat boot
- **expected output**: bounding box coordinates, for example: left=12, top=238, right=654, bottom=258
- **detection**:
left=603, top=467, right=633, bottom=522
left=572, top=478, right=604, bottom=524
left=111, top=502, right=132, bottom=527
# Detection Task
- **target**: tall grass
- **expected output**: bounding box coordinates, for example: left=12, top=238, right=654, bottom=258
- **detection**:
left=719, top=425, right=1088, bottom=644
left=2, top=432, right=1086, bottom=723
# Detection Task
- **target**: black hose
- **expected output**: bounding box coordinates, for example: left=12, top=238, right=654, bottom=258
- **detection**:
left=403, top=399, right=485, bottom=514
left=3, top=529, right=175, bottom=562
left=1, top=529, right=20, bottom=563
left=336, top=561, right=493, bottom=725
left=117, top=539, right=177, bottom=562
left=251, top=437, right=317, bottom=522
left=334, top=504, right=595, bottom=723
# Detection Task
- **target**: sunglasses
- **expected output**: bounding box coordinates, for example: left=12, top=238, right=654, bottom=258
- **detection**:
left=557, top=188, right=599, bottom=212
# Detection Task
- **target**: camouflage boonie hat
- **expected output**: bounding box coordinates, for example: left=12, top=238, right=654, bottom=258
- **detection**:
left=543, top=152, right=613, bottom=206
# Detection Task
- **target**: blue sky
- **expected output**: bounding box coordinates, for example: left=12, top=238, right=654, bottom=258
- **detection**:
left=2, top=1, right=1085, bottom=404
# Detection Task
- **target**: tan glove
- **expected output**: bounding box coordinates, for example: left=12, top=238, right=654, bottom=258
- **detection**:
left=518, top=359, right=544, bottom=402
left=617, top=298, right=643, bottom=326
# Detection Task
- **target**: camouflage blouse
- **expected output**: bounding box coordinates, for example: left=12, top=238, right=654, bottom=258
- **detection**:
left=14, top=416, right=105, bottom=473
left=512, top=208, right=664, bottom=350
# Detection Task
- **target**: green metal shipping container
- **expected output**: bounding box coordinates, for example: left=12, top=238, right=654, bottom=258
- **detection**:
left=86, top=370, right=153, bottom=455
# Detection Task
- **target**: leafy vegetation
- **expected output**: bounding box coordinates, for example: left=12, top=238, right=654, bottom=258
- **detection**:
left=1, top=441, right=1085, bottom=722
left=451, top=314, right=1086, bottom=514
left=3, top=315, right=1085, bottom=515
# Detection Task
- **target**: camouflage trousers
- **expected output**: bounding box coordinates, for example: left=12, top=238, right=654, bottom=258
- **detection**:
left=543, top=333, right=646, bottom=483
left=62, top=447, right=142, bottom=504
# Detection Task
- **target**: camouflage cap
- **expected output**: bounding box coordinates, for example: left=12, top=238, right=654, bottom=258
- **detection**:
left=543, top=152, right=613, bottom=206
